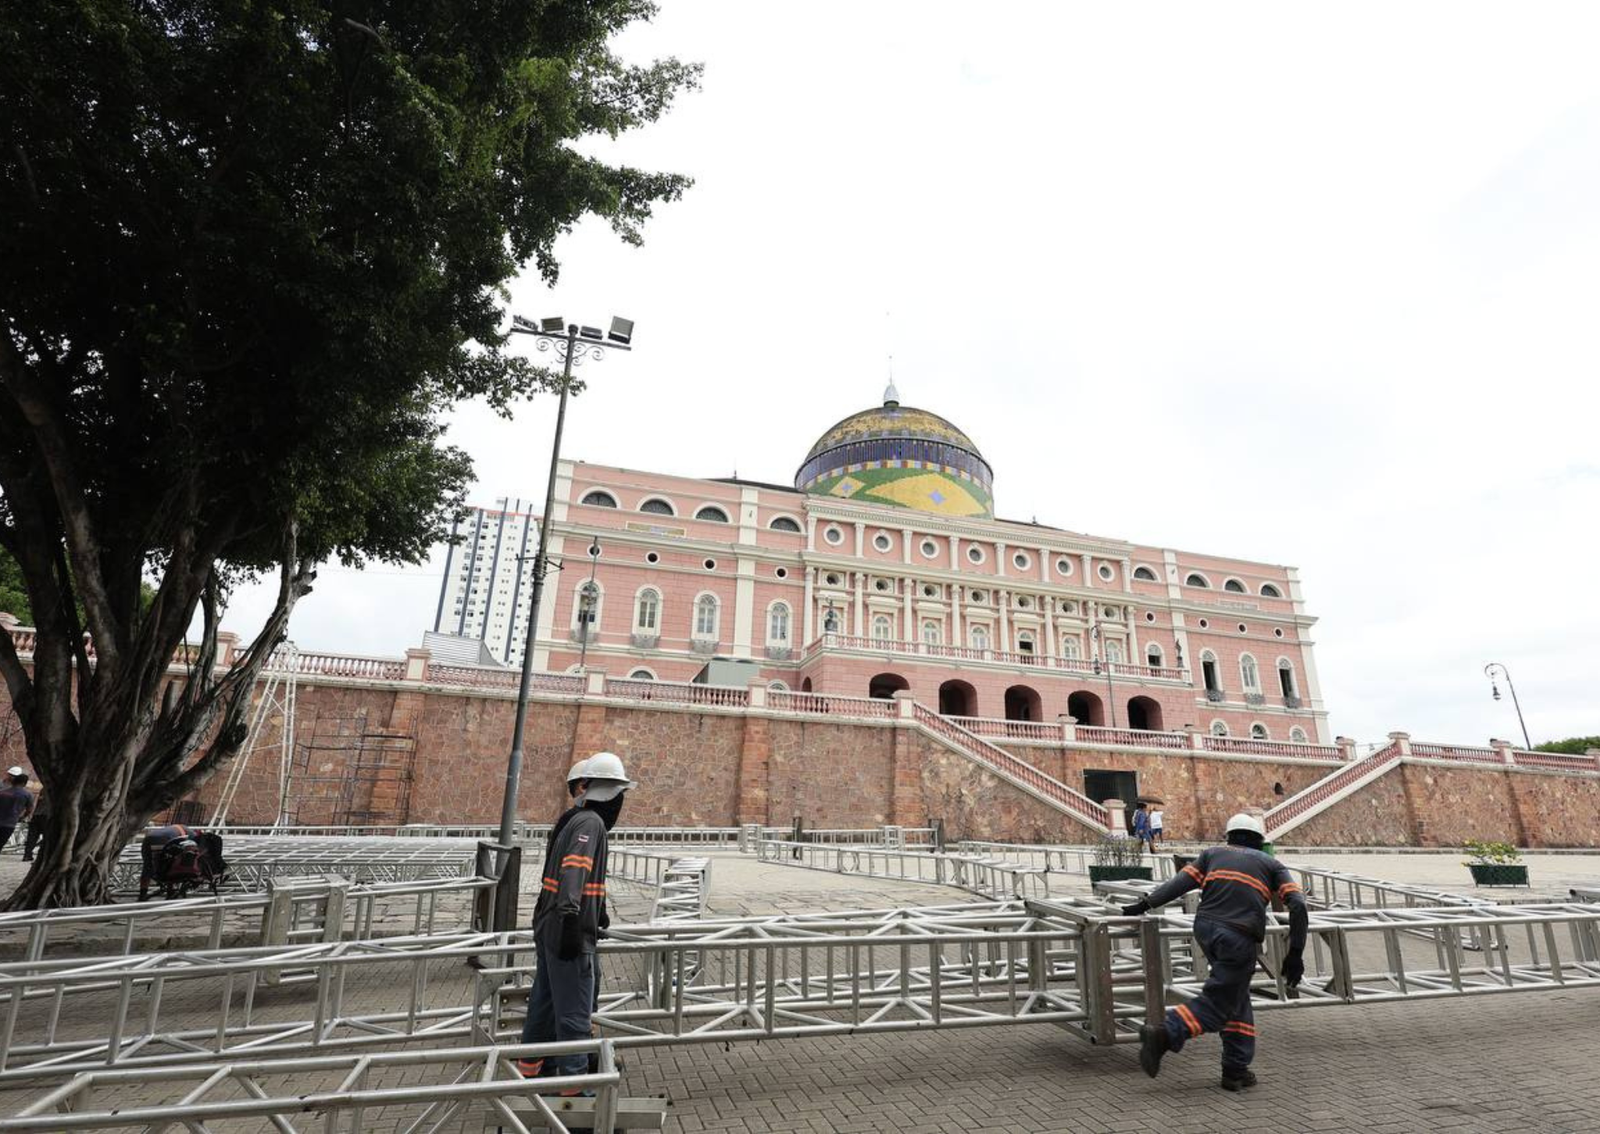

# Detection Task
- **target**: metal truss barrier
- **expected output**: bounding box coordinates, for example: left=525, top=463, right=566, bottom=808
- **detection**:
left=0, top=1041, right=649, bottom=1133
left=110, top=834, right=482, bottom=893
left=756, top=836, right=1084, bottom=901
left=0, top=874, right=497, bottom=962
left=608, top=849, right=712, bottom=922
left=953, top=840, right=1178, bottom=880
left=4, top=895, right=1600, bottom=1085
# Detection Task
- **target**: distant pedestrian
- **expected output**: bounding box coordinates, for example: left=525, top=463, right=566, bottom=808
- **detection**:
left=0, top=767, right=35, bottom=854
left=1131, top=801, right=1153, bottom=853
left=22, top=783, right=50, bottom=862
left=1149, top=806, right=1165, bottom=850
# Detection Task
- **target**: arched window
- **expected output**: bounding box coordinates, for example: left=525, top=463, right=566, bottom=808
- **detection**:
left=629, top=668, right=657, bottom=680
left=1061, top=636, right=1081, bottom=660
left=580, top=490, right=618, bottom=508
left=694, top=594, right=719, bottom=638
left=970, top=625, right=991, bottom=651
left=634, top=588, right=660, bottom=632
left=768, top=680, right=789, bottom=691
left=1200, top=650, right=1221, bottom=693
left=1260, top=583, right=1283, bottom=598
left=573, top=582, right=601, bottom=633
left=1185, top=573, right=1210, bottom=588
left=1017, top=630, right=1036, bottom=658
left=1210, top=720, right=1230, bottom=737
left=1240, top=654, right=1260, bottom=693
left=1250, top=723, right=1269, bottom=740
left=1289, top=726, right=1308, bottom=742
left=1224, top=578, right=1246, bottom=593
left=872, top=613, right=893, bottom=642
left=1145, top=644, right=1164, bottom=672
left=1133, top=565, right=1159, bottom=581
left=694, top=505, right=730, bottom=523
left=768, top=602, right=791, bottom=643
left=1104, top=640, right=1124, bottom=663
left=921, top=619, right=942, bottom=645
left=639, top=497, right=675, bottom=516
left=1277, top=658, right=1297, bottom=698
left=769, top=516, right=802, bottom=533
left=822, top=607, right=842, bottom=633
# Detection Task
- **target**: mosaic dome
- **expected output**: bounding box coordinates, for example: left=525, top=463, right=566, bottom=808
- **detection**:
left=795, top=385, right=994, bottom=519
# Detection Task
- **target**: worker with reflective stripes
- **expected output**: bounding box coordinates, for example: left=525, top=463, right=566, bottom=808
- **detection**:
left=1122, top=812, right=1308, bottom=1091
left=518, top=752, right=636, bottom=1085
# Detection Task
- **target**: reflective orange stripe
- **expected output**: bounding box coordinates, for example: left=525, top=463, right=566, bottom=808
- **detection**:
left=1277, top=882, right=1303, bottom=898
left=582, top=884, right=606, bottom=894
left=561, top=855, right=594, bottom=869
left=1204, top=869, right=1271, bottom=901
left=1182, top=864, right=1205, bottom=884
left=1175, top=1004, right=1202, bottom=1037
left=1222, top=1021, right=1258, bottom=1036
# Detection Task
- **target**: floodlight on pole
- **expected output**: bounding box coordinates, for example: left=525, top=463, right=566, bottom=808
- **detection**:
left=497, top=314, right=634, bottom=848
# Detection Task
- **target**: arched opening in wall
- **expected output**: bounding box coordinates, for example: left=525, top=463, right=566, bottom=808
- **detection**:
left=868, top=672, right=910, bottom=700
left=1067, top=690, right=1105, bottom=727
left=1003, top=684, right=1042, bottom=722
left=1126, top=696, right=1163, bottom=731
left=801, top=677, right=813, bottom=693
left=938, top=679, right=977, bottom=717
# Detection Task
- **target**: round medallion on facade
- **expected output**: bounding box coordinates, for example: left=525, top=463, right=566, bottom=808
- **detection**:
left=795, top=385, right=994, bottom=519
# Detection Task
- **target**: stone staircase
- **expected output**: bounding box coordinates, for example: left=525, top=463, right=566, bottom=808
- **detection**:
left=911, top=705, right=1112, bottom=834
left=1264, top=740, right=1404, bottom=838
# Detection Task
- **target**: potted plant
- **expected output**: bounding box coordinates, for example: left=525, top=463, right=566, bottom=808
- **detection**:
left=1088, top=835, right=1154, bottom=883
left=1463, top=839, right=1529, bottom=887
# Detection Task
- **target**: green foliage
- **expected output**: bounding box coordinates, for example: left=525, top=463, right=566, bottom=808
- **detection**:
left=1462, top=839, right=1522, bottom=866
left=0, top=549, right=28, bottom=624
left=1533, top=736, right=1600, bottom=755
left=1093, top=834, right=1145, bottom=866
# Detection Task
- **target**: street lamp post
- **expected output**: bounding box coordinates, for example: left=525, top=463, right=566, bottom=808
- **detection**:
left=576, top=537, right=601, bottom=672
left=498, top=316, right=633, bottom=848
left=1483, top=662, right=1532, bottom=750
left=1091, top=622, right=1118, bottom=729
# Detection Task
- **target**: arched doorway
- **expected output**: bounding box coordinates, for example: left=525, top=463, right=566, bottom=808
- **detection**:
left=1126, top=696, right=1164, bottom=731
left=1067, top=690, right=1105, bottom=727
left=868, top=672, right=910, bottom=700
left=938, top=679, right=977, bottom=717
left=1004, top=684, right=1043, bottom=722
left=801, top=677, right=813, bottom=693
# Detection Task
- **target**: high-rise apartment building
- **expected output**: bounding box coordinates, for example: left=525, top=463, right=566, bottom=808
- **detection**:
left=432, top=498, right=539, bottom=664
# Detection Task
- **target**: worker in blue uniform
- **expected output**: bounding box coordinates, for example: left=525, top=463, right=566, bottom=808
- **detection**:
left=1121, top=812, right=1309, bottom=1090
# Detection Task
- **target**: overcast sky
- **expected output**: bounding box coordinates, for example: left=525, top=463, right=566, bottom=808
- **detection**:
left=220, top=2, right=1600, bottom=748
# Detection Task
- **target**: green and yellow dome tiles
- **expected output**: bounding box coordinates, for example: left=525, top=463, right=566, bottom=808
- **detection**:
left=796, top=387, right=995, bottom=519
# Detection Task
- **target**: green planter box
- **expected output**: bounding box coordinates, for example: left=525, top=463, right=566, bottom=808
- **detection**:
left=1089, top=865, right=1155, bottom=883
left=1468, top=863, right=1529, bottom=887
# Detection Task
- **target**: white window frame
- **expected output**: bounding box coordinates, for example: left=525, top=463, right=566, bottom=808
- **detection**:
left=1240, top=653, right=1261, bottom=694
left=693, top=503, right=731, bottom=523
left=633, top=587, right=660, bottom=633
left=768, top=514, right=803, bottom=533
left=969, top=624, right=992, bottom=651
left=1223, top=577, right=1247, bottom=593
left=921, top=619, right=942, bottom=646
left=1260, top=582, right=1284, bottom=598
left=1132, top=564, right=1160, bottom=582
left=871, top=613, right=894, bottom=642
left=767, top=601, right=791, bottom=644
left=1061, top=636, right=1081, bottom=660
left=1276, top=657, right=1298, bottom=697
left=1210, top=719, right=1230, bottom=737
left=580, top=489, right=619, bottom=508
left=1184, top=571, right=1212, bottom=589
left=1289, top=726, right=1308, bottom=742
left=628, top=667, right=658, bottom=680
left=1250, top=722, right=1270, bottom=740
left=571, top=579, right=604, bottom=632
left=692, top=592, right=720, bottom=639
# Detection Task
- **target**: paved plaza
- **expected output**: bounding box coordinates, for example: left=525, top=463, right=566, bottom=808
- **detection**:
left=2, top=845, right=1598, bottom=1132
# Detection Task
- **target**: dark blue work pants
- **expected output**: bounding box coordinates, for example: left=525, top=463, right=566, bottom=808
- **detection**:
left=520, top=938, right=596, bottom=1080
left=1163, top=919, right=1257, bottom=1074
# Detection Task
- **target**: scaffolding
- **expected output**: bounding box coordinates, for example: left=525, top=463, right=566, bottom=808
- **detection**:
left=209, top=641, right=299, bottom=827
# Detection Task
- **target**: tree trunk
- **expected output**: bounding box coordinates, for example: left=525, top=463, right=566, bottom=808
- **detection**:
left=4, top=796, right=142, bottom=908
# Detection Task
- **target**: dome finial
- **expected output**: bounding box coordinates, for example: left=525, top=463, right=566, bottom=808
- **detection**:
left=883, top=356, right=899, bottom=407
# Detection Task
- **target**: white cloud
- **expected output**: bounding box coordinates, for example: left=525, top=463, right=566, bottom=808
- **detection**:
left=219, top=1, right=1600, bottom=747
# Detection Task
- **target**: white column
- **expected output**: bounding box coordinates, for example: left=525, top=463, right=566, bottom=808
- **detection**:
left=999, top=590, right=1010, bottom=650
left=1122, top=557, right=1133, bottom=593
left=853, top=571, right=865, bottom=637
left=903, top=577, right=914, bottom=642
left=1043, top=597, right=1057, bottom=658
left=1081, top=553, right=1094, bottom=589
left=853, top=521, right=865, bottom=559
left=1039, top=548, right=1050, bottom=584
left=901, top=528, right=913, bottom=565
left=951, top=583, right=963, bottom=646
left=949, top=535, right=962, bottom=573
left=803, top=566, right=816, bottom=646
left=733, top=556, right=756, bottom=658
left=996, top=541, right=1007, bottom=577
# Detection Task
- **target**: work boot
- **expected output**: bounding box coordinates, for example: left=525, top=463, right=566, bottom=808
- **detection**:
left=1220, top=1069, right=1258, bottom=1091
left=1138, top=1024, right=1169, bottom=1078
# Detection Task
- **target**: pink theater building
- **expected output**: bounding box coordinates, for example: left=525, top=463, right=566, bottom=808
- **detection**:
left=492, top=386, right=1329, bottom=744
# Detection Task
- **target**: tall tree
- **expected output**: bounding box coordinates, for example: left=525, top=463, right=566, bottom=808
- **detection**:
left=0, top=0, right=696, bottom=907
left=1533, top=736, right=1600, bottom=755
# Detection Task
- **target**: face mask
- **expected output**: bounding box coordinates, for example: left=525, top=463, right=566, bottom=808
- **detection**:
left=586, top=793, right=625, bottom=830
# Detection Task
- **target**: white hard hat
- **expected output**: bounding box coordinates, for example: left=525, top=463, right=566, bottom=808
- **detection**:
left=581, top=751, right=637, bottom=802
left=5, top=766, right=22, bottom=777
left=1225, top=812, right=1266, bottom=838
left=566, top=758, right=591, bottom=784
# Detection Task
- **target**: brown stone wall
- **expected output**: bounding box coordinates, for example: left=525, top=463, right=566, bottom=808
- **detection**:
left=995, top=742, right=1333, bottom=842
left=581, top=703, right=746, bottom=828
left=765, top=719, right=897, bottom=828
left=1289, top=770, right=1414, bottom=846
left=1505, top=771, right=1600, bottom=848
left=916, top=733, right=1104, bottom=843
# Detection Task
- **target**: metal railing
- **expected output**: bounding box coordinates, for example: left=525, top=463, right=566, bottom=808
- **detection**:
left=953, top=840, right=1177, bottom=880
left=0, top=1041, right=628, bottom=1133
left=109, top=834, right=481, bottom=893
left=756, top=838, right=1061, bottom=902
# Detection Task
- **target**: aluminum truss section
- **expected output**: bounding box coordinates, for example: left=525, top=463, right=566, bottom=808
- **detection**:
left=0, top=1041, right=634, bottom=1133
left=610, top=849, right=712, bottom=922
left=755, top=837, right=1065, bottom=901
left=954, top=840, right=1177, bottom=880
left=109, top=834, right=481, bottom=893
